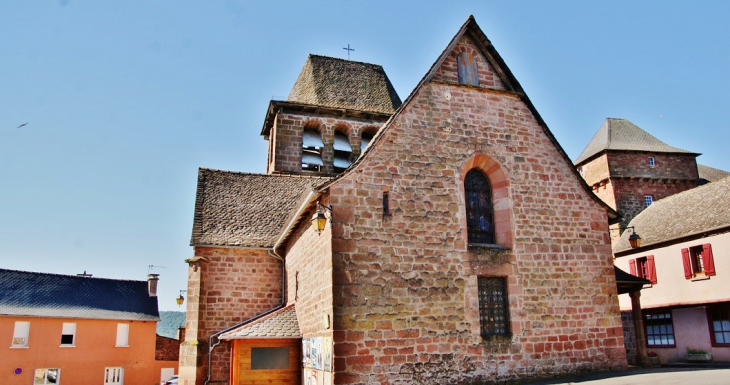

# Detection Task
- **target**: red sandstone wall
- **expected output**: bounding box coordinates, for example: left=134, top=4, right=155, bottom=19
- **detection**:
left=324, top=35, right=625, bottom=384
left=606, top=152, right=698, bottom=180
left=284, top=208, right=334, bottom=336
left=180, top=247, right=283, bottom=385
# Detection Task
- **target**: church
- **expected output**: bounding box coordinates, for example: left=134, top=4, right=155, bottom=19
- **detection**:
left=180, top=16, right=627, bottom=385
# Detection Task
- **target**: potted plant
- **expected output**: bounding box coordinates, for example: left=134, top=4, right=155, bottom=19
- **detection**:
left=686, top=348, right=712, bottom=362
left=646, top=351, right=660, bottom=366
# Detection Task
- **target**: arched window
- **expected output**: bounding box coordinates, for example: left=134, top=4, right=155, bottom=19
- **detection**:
left=333, top=130, right=352, bottom=173
left=465, top=169, right=494, bottom=244
left=302, top=129, right=324, bottom=172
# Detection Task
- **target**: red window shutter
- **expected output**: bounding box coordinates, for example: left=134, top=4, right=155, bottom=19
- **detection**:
left=703, top=244, right=716, bottom=276
left=629, top=259, right=637, bottom=276
left=681, top=248, right=692, bottom=279
left=647, top=255, right=657, bottom=284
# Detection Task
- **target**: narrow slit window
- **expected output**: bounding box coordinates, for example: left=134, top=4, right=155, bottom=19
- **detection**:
left=383, top=192, right=390, bottom=218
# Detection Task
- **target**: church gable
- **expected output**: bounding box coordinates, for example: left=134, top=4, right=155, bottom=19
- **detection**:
left=432, top=33, right=507, bottom=90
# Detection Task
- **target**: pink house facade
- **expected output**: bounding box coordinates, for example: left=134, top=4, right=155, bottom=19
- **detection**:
left=614, top=176, right=730, bottom=364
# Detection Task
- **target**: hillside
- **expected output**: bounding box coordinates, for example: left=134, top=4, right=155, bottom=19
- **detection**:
left=157, top=311, right=186, bottom=339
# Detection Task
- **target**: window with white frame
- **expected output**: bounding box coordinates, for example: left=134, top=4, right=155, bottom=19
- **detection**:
left=60, top=322, right=76, bottom=346
left=34, top=368, right=59, bottom=384
left=104, top=367, right=124, bottom=385
left=644, top=195, right=653, bottom=208
left=115, top=324, right=129, bottom=347
left=12, top=321, right=30, bottom=348
left=648, top=157, right=655, bottom=167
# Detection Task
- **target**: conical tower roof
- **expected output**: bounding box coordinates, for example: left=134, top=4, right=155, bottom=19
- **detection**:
left=575, top=118, right=699, bottom=165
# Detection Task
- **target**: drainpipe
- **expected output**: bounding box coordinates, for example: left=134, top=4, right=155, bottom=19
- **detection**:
left=203, top=248, right=286, bottom=385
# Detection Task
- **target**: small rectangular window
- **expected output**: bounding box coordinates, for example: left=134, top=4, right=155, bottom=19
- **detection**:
left=682, top=244, right=716, bottom=279
left=12, top=321, right=30, bottom=347
left=116, top=324, right=129, bottom=347
left=60, top=322, right=76, bottom=346
left=478, top=277, right=510, bottom=338
left=34, top=368, right=60, bottom=385
left=645, top=311, right=675, bottom=347
left=251, top=347, right=290, bottom=369
left=648, top=157, right=655, bottom=167
left=644, top=195, right=653, bottom=208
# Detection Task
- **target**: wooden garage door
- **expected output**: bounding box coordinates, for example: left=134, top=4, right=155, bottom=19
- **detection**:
left=232, top=338, right=301, bottom=385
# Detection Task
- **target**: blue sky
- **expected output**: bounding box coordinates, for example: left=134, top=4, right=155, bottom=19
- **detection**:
left=1, top=1, right=728, bottom=311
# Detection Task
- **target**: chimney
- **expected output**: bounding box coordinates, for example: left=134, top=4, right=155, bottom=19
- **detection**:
left=147, top=274, right=159, bottom=297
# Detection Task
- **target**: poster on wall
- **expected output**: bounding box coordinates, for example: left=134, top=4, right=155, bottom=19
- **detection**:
left=323, top=336, right=332, bottom=372
left=310, top=337, right=321, bottom=370
left=316, top=337, right=324, bottom=370
left=302, top=338, right=311, bottom=367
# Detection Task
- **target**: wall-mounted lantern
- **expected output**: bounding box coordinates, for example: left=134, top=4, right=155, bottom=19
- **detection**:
left=176, top=290, right=187, bottom=307
left=610, top=226, right=642, bottom=249
left=311, top=202, right=332, bottom=235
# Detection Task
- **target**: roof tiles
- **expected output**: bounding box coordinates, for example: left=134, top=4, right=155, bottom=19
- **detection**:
left=219, top=304, right=300, bottom=340
left=288, top=54, right=401, bottom=114
left=0, top=269, right=159, bottom=321
left=615, top=175, right=730, bottom=252
left=190, top=169, right=329, bottom=248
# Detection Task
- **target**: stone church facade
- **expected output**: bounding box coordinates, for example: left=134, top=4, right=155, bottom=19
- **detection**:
left=181, top=16, right=627, bottom=385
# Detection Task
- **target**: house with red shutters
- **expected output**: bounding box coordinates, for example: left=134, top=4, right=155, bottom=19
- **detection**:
left=613, top=176, right=730, bottom=364
left=181, top=16, right=630, bottom=385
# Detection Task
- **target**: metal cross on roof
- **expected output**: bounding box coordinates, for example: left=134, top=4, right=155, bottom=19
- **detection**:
left=343, top=44, right=355, bottom=60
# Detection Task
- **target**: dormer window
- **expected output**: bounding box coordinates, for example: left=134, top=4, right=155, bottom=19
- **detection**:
left=457, top=52, right=479, bottom=86
left=302, top=129, right=324, bottom=172
left=333, top=131, right=352, bottom=173
left=648, top=157, right=655, bottom=167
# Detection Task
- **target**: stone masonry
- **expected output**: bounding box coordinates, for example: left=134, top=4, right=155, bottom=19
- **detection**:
left=179, top=247, right=282, bottom=385
left=320, top=30, right=626, bottom=384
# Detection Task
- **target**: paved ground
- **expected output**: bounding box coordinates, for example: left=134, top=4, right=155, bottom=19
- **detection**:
left=526, top=366, right=730, bottom=385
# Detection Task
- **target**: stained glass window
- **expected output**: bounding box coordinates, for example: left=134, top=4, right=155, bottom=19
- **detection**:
left=465, top=169, right=494, bottom=244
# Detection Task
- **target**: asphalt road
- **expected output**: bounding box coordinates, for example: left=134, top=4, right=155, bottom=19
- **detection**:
left=526, top=367, right=730, bottom=385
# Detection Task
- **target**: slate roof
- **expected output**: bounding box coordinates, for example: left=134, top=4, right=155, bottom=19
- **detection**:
left=0, top=269, right=160, bottom=321
left=615, top=175, right=730, bottom=252
left=287, top=54, right=402, bottom=114
left=219, top=304, right=300, bottom=340
left=575, top=118, right=699, bottom=165
left=190, top=169, right=330, bottom=248
left=698, top=164, right=730, bottom=185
